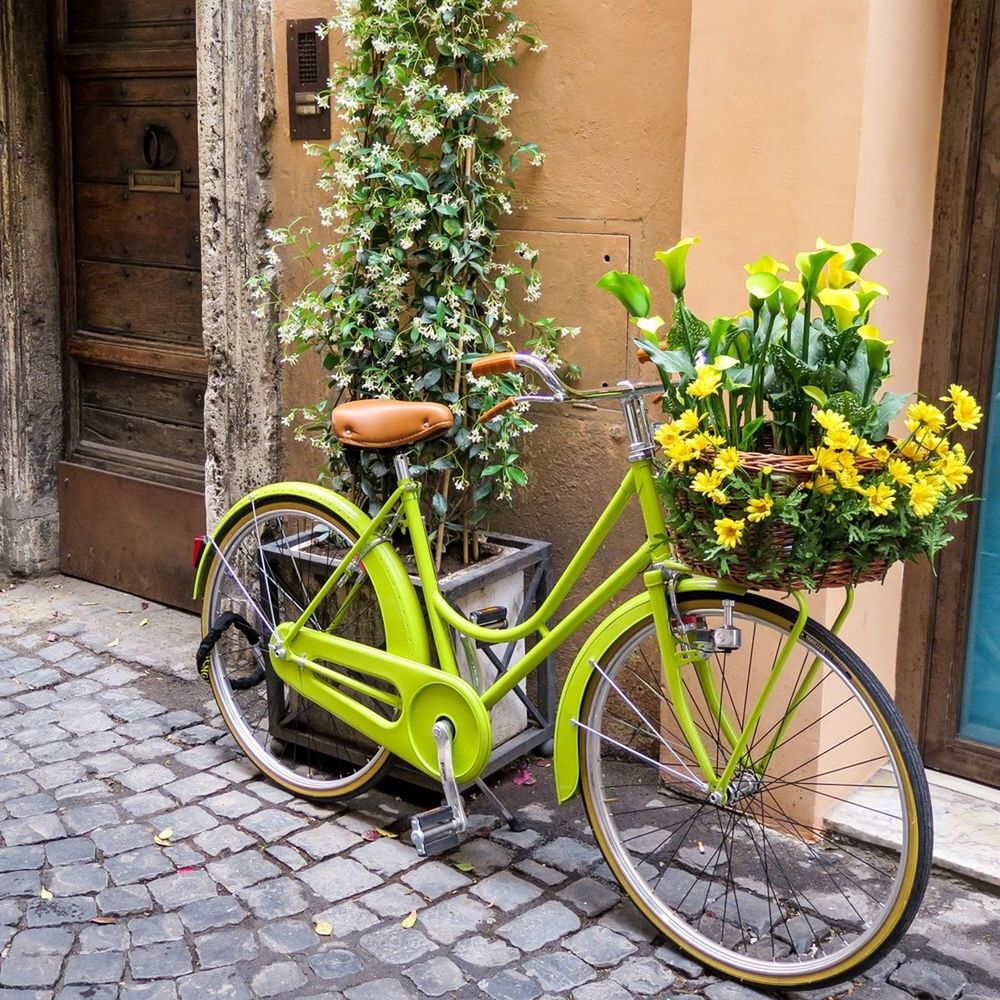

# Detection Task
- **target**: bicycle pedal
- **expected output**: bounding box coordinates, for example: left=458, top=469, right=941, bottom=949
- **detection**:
left=410, top=805, right=463, bottom=856
left=469, top=605, right=508, bottom=629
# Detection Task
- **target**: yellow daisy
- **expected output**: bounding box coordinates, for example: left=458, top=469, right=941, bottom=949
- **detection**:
left=713, top=448, right=740, bottom=476
left=906, top=400, right=946, bottom=433
left=686, top=365, right=722, bottom=399
left=692, top=469, right=725, bottom=495
left=746, top=494, right=773, bottom=523
left=676, top=408, right=702, bottom=434
left=714, top=517, right=745, bottom=550
left=908, top=479, right=940, bottom=518
left=815, top=409, right=850, bottom=435
left=863, top=483, right=896, bottom=516
left=886, top=458, right=914, bottom=487
left=952, top=393, right=983, bottom=432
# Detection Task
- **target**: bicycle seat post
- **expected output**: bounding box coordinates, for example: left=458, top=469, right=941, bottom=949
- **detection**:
left=393, top=452, right=411, bottom=483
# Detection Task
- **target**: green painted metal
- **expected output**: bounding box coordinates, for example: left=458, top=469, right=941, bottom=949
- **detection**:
left=715, top=590, right=810, bottom=798
left=550, top=576, right=747, bottom=804
left=192, top=481, right=431, bottom=667
left=757, top=587, right=855, bottom=771
left=269, top=623, right=492, bottom=783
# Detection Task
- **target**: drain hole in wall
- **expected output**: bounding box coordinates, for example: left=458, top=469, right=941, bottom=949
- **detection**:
left=603, top=254, right=611, bottom=262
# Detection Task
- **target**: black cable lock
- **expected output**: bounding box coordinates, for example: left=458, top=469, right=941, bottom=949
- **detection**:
left=195, top=611, right=267, bottom=688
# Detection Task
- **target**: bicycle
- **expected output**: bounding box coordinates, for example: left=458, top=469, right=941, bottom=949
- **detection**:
left=193, top=352, right=932, bottom=990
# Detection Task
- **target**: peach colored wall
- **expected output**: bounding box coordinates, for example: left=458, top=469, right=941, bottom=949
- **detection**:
left=680, top=0, right=950, bottom=694
left=268, top=1, right=694, bottom=663
left=267, top=1, right=950, bottom=700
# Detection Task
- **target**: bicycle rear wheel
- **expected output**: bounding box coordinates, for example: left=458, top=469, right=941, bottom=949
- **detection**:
left=202, top=496, right=395, bottom=799
left=578, top=590, right=932, bottom=989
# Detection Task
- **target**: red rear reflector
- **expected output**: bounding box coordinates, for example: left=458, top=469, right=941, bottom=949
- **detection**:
left=192, top=536, right=207, bottom=567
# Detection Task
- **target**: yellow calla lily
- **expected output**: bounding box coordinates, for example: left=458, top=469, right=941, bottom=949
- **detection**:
left=778, top=280, right=804, bottom=320
left=635, top=315, right=665, bottom=335
left=858, top=323, right=895, bottom=346
left=654, top=237, right=700, bottom=297
left=857, top=279, right=888, bottom=317
left=744, top=255, right=789, bottom=277
left=712, top=355, right=739, bottom=371
left=814, top=238, right=861, bottom=291
left=817, top=287, right=860, bottom=331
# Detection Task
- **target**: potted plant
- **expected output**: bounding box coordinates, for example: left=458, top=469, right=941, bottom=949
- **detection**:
left=251, top=0, right=576, bottom=754
left=599, top=237, right=981, bottom=590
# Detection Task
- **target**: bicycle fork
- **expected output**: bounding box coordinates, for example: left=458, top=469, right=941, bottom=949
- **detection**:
left=645, top=568, right=828, bottom=806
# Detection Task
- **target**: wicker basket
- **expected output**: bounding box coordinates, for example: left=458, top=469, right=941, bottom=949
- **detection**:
left=668, top=444, right=891, bottom=591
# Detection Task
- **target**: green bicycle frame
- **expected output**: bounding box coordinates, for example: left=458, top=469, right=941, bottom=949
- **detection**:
left=270, top=455, right=850, bottom=801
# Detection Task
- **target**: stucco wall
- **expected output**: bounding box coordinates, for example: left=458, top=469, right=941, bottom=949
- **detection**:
left=267, top=2, right=949, bottom=689
left=681, top=0, right=950, bottom=691
left=268, top=1, right=694, bottom=660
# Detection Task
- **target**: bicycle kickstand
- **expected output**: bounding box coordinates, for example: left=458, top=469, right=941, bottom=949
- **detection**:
left=410, top=721, right=469, bottom=856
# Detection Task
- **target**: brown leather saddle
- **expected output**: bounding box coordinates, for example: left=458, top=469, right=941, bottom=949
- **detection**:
left=330, top=399, right=454, bottom=450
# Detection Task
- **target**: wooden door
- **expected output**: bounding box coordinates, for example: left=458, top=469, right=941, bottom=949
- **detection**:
left=899, top=0, right=1000, bottom=787
left=54, top=1, right=206, bottom=610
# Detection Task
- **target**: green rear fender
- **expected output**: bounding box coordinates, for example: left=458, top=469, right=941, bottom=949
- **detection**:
left=552, top=576, right=745, bottom=804
left=193, top=481, right=432, bottom=666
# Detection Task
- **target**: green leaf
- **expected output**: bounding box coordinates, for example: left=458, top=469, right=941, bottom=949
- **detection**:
left=507, top=466, right=528, bottom=486
left=802, top=385, right=828, bottom=407
left=443, top=218, right=463, bottom=237
left=431, top=492, right=448, bottom=518
left=632, top=339, right=694, bottom=379
left=596, top=271, right=651, bottom=319
left=407, top=171, right=430, bottom=193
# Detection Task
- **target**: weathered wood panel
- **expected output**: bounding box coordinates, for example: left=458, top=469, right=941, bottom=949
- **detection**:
left=69, top=0, right=195, bottom=44
left=74, top=78, right=196, bottom=107
left=80, top=406, right=204, bottom=465
left=76, top=261, right=201, bottom=345
left=73, top=104, right=199, bottom=185
left=75, top=182, right=200, bottom=267
left=79, top=364, right=204, bottom=428
left=59, top=462, right=203, bottom=612
left=68, top=332, right=207, bottom=379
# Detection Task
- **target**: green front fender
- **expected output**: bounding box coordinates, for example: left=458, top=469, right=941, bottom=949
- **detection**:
left=552, top=576, right=745, bottom=804
left=193, top=481, right=431, bottom=666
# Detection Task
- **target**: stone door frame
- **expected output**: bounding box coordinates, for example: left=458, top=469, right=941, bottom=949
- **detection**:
left=0, top=0, right=281, bottom=577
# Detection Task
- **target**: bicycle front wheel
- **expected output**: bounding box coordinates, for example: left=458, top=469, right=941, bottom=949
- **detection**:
left=578, top=590, right=932, bottom=989
left=202, top=496, right=396, bottom=799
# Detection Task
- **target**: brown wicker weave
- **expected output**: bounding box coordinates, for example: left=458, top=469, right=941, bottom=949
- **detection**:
left=667, top=443, right=892, bottom=591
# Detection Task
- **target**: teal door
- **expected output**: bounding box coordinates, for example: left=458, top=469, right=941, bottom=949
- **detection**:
left=961, top=336, right=1000, bottom=748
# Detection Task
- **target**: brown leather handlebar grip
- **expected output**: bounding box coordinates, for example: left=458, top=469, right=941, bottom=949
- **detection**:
left=479, top=398, right=517, bottom=423
left=470, top=352, right=518, bottom=377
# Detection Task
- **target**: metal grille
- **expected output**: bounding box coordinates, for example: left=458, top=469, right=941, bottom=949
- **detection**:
left=297, top=31, right=319, bottom=85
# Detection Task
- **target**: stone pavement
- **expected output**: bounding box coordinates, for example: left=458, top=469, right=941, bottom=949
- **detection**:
left=0, top=575, right=997, bottom=1000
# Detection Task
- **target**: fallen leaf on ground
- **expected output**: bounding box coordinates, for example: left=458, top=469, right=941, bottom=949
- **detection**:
left=91, top=915, right=117, bottom=925
left=175, top=866, right=195, bottom=874
left=44, top=633, right=58, bottom=643
left=115, top=609, right=132, bottom=615
left=313, top=919, right=333, bottom=936
left=512, top=764, right=536, bottom=786
left=140, top=601, right=149, bottom=610
left=401, top=911, right=417, bottom=928
left=154, top=828, right=173, bottom=846
left=107, top=639, right=119, bottom=649
left=534, top=759, right=551, bottom=768
left=138, top=618, right=149, bottom=628
left=362, top=828, right=397, bottom=841
left=454, top=862, right=474, bottom=872
left=39, top=888, right=53, bottom=900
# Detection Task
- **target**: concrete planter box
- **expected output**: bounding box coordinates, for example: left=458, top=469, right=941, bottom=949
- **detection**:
left=407, top=532, right=556, bottom=781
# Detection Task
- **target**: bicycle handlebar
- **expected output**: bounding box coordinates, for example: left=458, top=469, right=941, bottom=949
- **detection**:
left=471, top=352, right=661, bottom=422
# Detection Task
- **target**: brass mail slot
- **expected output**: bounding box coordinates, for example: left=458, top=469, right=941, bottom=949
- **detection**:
left=129, top=168, right=182, bottom=194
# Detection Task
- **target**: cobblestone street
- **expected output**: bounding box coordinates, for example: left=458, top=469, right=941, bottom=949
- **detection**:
left=0, top=576, right=996, bottom=1000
